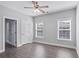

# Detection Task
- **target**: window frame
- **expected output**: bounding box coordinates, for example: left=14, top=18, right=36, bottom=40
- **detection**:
left=35, top=23, right=44, bottom=38
left=57, top=20, right=71, bottom=41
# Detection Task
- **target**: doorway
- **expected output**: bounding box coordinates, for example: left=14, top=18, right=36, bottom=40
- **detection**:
left=5, top=18, right=17, bottom=49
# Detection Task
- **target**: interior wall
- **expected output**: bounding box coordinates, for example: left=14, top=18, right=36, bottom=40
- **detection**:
left=33, top=8, right=76, bottom=49
left=76, top=4, right=79, bottom=56
left=0, top=5, right=33, bottom=52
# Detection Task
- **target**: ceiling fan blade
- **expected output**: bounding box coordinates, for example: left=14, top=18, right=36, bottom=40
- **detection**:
left=32, top=1, right=38, bottom=6
left=39, top=6, right=48, bottom=8
left=24, top=1, right=48, bottom=13
left=24, top=7, right=33, bottom=8
left=38, top=8, right=45, bottom=13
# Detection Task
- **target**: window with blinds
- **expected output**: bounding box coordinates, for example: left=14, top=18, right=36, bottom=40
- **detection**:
left=35, top=23, right=44, bottom=38
left=57, top=20, right=71, bottom=40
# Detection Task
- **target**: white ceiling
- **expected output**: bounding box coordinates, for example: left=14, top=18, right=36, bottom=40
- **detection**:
left=0, top=1, right=78, bottom=16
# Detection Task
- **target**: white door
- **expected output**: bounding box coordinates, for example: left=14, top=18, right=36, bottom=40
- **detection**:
left=9, top=20, right=17, bottom=46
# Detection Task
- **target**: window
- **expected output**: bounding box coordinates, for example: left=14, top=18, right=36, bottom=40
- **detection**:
left=57, top=20, right=71, bottom=40
left=35, top=23, right=44, bottom=38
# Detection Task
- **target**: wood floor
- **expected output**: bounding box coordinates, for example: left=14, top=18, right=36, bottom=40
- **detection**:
left=0, top=42, right=78, bottom=58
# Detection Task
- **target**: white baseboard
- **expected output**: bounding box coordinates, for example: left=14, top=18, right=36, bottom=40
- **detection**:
left=0, top=49, right=5, bottom=53
left=17, top=41, right=33, bottom=47
left=76, top=48, right=79, bottom=57
left=34, top=40, right=75, bottom=49
left=17, top=44, right=23, bottom=47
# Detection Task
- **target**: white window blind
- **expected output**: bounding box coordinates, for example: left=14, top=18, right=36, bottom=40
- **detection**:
left=35, top=23, right=44, bottom=38
left=57, top=20, right=71, bottom=40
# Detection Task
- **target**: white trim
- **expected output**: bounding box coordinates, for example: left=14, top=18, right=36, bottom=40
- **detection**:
left=17, top=41, right=33, bottom=47
left=35, top=23, right=37, bottom=37
left=0, top=49, right=5, bottom=53
left=17, top=44, right=23, bottom=47
left=2, top=16, right=5, bottom=53
left=3, top=16, right=18, bottom=21
left=76, top=49, right=79, bottom=57
left=3, top=16, right=18, bottom=51
left=35, top=22, right=44, bottom=38
left=34, top=40, right=75, bottom=49
left=57, top=19, right=71, bottom=41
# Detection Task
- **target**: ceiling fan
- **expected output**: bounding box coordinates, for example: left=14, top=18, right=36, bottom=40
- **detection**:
left=24, top=1, right=48, bottom=13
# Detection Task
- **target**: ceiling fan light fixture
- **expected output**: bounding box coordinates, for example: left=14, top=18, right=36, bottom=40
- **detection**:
left=34, top=9, right=40, bottom=13
left=24, top=1, right=48, bottom=14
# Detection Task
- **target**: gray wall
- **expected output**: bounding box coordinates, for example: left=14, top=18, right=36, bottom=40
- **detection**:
left=76, top=4, right=79, bottom=56
left=0, top=5, right=33, bottom=52
left=34, top=8, right=76, bottom=48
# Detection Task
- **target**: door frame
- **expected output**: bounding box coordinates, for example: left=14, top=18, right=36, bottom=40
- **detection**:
left=3, top=16, right=17, bottom=51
